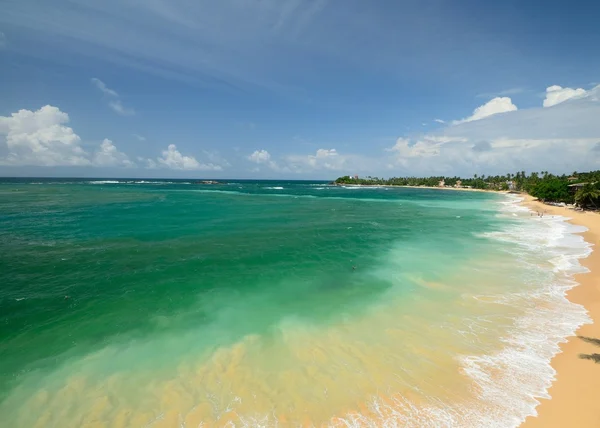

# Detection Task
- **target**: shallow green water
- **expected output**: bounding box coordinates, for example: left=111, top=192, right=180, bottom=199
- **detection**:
left=0, top=179, right=587, bottom=427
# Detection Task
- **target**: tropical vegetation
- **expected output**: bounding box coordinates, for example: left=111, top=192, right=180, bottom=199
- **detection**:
left=575, top=183, right=600, bottom=209
left=334, top=170, right=600, bottom=208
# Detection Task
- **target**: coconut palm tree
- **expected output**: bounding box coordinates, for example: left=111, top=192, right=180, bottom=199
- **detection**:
left=575, top=184, right=600, bottom=209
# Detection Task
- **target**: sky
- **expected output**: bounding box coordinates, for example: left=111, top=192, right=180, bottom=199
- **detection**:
left=1, top=0, right=599, bottom=179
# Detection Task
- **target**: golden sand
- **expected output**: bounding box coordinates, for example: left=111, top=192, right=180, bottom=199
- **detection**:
left=7, top=191, right=595, bottom=427
left=520, top=195, right=600, bottom=428
left=7, top=258, right=523, bottom=427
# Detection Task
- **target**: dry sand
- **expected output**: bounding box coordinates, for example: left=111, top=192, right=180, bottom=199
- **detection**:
left=519, top=194, right=600, bottom=428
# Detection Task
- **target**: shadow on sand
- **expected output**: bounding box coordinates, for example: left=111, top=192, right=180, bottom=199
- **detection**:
left=578, top=336, right=600, bottom=363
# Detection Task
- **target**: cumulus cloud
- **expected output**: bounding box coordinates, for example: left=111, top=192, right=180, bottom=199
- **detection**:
left=0, top=105, right=91, bottom=166
left=285, top=148, right=348, bottom=173
left=387, top=136, right=472, bottom=170
left=453, top=97, right=518, bottom=124
left=91, top=78, right=135, bottom=116
left=280, top=148, right=388, bottom=176
left=247, top=149, right=282, bottom=171
left=306, top=149, right=342, bottom=169
left=315, top=149, right=341, bottom=167
left=387, top=85, right=600, bottom=176
left=248, top=149, right=271, bottom=163
left=0, top=105, right=138, bottom=168
left=93, top=139, right=134, bottom=167
left=245, top=147, right=380, bottom=176
left=153, top=144, right=223, bottom=171
left=388, top=136, right=466, bottom=161
left=543, top=85, right=587, bottom=107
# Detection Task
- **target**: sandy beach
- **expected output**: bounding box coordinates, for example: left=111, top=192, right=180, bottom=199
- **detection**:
left=334, top=183, right=502, bottom=193
left=519, top=194, right=600, bottom=427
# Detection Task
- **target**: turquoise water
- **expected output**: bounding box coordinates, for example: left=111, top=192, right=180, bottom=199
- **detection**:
left=0, top=179, right=591, bottom=427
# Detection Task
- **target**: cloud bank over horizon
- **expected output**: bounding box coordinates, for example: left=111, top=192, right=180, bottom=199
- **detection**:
left=2, top=1, right=599, bottom=179
left=0, top=106, right=222, bottom=173
left=2, top=83, right=599, bottom=178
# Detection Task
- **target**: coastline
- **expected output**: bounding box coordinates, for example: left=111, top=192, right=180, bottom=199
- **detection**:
left=335, top=183, right=503, bottom=193
left=518, top=194, right=600, bottom=427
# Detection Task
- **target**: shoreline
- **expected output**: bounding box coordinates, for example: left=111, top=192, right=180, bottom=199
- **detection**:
left=518, top=194, right=600, bottom=427
left=334, top=183, right=505, bottom=193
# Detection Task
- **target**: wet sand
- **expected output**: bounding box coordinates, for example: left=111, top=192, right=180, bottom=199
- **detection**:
left=520, top=194, right=600, bottom=428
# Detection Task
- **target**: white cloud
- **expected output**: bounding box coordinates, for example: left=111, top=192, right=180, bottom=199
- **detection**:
left=434, top=119, right=445, bottom=124
left=0, top=105, right=233, bottom=172
left=388, top=136, right=466, bottom=161
left=286, top=148, right=346, bottom=172
left=108, top=100, right=135, bottom=116
left=154, top=144, right=222, bottom=171
left=0, top=105, right=90, bottom=166
left=248, top=149, right=271, bottom=163
left=133, top=133, right=146, bottom=141
left=312, top=148, right=338, bottom=162
left=543, top=85, right=587, bottom=107
left=91, top=78, right=135, bottom=116
left=453, top=97, right=518, bottom=124
left=93, top=139, right=134, bottom=167
left=91, top=78, right=118, bottom=97
left=281, top=147, right=386, bottom=176
left=387, top=85, right=600, bottom=176
left=247, top=149, right=282, bottom=172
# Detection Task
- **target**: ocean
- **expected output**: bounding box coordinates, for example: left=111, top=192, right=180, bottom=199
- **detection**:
left=0, top=179, right=592, bottom=427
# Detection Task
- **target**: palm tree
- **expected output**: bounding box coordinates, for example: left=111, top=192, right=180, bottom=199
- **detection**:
left=575, top=184, right=600, bottom=209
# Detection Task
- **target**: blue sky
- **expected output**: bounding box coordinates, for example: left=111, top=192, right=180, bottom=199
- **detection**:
left=1, top=0, right=599, bottom=178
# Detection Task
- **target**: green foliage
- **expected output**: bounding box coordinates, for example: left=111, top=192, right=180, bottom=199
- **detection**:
left=529, top=179, right=570, bottom=203
left=334, top=170, right=600, bottom=208
left=575, top=183, right=600, bottom=209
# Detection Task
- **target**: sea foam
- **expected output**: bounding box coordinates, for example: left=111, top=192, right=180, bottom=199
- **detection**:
left=332, top=194, right=592, bottom=427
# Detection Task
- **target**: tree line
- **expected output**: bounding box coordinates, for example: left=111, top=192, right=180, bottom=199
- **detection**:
left=334, top=170, right=600, bottom=209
